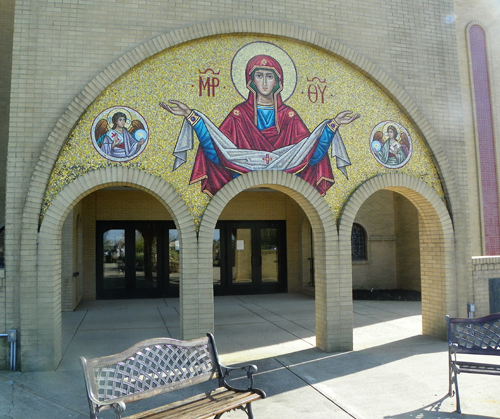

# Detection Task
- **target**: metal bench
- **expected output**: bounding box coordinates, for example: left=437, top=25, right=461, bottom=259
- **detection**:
left=80, top=333, right=266, bottom=419
left=447, top=313, right=500, bottom=413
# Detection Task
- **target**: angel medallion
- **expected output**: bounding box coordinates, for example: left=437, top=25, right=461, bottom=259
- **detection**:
left=91, top=106, right=149, bottom=162
left=370, top=121, right=412, bottom=169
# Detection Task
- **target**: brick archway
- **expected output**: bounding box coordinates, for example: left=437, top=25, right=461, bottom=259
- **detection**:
left=338, top=173, right=456, bottom=340
left=21, top=167, right=197, bottom=370
left=199, top=170, right=351, bottom=352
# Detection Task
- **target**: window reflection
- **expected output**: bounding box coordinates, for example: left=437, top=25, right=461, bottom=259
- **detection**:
left=102, top=229, right=126, bottom=290
left=169, top=229, right=180, bottom=285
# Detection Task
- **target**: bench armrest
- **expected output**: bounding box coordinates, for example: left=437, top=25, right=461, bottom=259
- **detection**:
left=85, top=392, right=127, bottom=418
left=85, top=393, right=127, bottom=419
left=219, top=363, right=258, bottom=391
left=207, top=333, right=264, bottom=396
left=81, top=356, right=127, bottom=419
left=95, top=400, right=126, bottom=419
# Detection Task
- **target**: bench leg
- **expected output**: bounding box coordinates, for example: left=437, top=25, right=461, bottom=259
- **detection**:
left=454, top=373, right=461, bottom=414
left=449, top=365, right=461, bottom=414
left=246, top=402, right=254, bottom=419
left=215, top=403, right=254, bottom=419
left=448, top=363, right=453, bottom=398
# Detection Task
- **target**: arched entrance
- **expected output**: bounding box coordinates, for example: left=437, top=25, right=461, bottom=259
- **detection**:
left=20, top=167, right=197, bottom=370
left=200, top=170, right=351, bottom=353
left=351, top=190, right=421, bottom=294
left=339, top=173, right=456, bottom=340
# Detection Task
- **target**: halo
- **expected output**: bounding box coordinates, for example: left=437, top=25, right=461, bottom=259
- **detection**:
left=231, top=42, right=297, bottom=102
left=107, top=107, right=132, bottom=130
left=383, top=123, right=400, bottom=141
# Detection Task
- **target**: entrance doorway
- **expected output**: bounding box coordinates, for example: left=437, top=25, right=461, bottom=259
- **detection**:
left=213, top=221, right=287, bottom=295
left=96, top=221, right=179, bottom=299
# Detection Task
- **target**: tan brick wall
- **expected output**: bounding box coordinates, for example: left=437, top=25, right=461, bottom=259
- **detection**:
left=285, top=199, right=305, bottom=293
left=395, top=193, right=421, bottom=291
left=419, top=211, right=447, bottom=339
left=61, top=210, right=74, bottom=311
left=94, top=190, right=172, bottom=221
left=0, top=0, right=14, bottom=371
left=0, top=0, right=14, bottom=228
left=352, top=190, right=397, bottom=290
left=219, top=191, right=287, bottom=220
left=350, top=190, right=420, bottom=292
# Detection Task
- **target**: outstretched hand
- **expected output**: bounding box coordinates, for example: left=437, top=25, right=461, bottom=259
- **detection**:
left=334, top=111, right=360, bottom=126
left=159, top=100, right=192, bottom=118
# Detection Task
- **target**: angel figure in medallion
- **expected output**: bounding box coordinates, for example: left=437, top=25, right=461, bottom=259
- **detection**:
left=93, top=107, right=149, bottom=162
left=370, top=122, right=412, bottom=169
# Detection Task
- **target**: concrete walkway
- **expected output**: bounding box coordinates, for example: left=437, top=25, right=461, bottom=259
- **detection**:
left=0, top=294, right=499, bottom=418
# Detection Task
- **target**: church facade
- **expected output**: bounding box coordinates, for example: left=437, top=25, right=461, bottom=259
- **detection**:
left=1, top=0, right=500, bottom=371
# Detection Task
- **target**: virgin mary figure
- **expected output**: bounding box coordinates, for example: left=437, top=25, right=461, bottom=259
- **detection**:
left=161, top=54, right=359, bottom=196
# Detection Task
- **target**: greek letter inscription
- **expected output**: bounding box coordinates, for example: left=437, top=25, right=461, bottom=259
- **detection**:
left=199, top=69, right=220, bottom=97
left=307, top=77, right=327, bottom=104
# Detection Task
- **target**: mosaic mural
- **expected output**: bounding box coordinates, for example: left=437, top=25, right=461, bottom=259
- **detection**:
left=43, top=35, right=443, bottom=225
left=160, top=42, right=359, bottom=197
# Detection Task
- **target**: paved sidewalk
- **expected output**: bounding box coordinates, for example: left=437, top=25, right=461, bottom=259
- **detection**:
left=0, top=294, right=499, bottom=418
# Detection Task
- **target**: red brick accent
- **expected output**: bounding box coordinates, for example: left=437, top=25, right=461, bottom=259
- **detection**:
left=470, top=25, right=500, bottom=255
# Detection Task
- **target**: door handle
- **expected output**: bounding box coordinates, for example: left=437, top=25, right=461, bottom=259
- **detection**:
left=251, top=255, right=262, bottom=267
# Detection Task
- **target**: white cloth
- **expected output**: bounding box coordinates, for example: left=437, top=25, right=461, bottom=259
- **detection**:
left=172, top=111, right=351, bottom=177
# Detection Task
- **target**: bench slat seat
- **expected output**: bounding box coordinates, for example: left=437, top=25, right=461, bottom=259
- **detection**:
left=127, top=388, right=262, bottom=419
left=454, top=360, right=500, bottom=375
left=447, top=313, right=500, bottom=413
left=81, top=334, right=265, bottom=419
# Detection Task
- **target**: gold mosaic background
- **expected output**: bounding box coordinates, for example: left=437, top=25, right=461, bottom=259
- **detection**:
left=43, top=34, right=443, bottom=224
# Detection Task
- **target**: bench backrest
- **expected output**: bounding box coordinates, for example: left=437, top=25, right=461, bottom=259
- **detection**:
left=447, top=314, right=500, bottom=355
left=81, top=335, right=221, bottom=407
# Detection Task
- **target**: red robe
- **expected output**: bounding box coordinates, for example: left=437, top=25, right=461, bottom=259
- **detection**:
left=189, top=100, right=336, bottom=197
left=189, top=54, right=336, bottom=197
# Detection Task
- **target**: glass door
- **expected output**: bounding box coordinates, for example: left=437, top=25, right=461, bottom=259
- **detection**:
left=97, top=221, right=176, bottom=299
left=260, top=226, right=280, bottom=285
left=230, top=227, right=253, bottom=289
left=134, top=227, right=158, bottom=292
left=214, top=221, right=286, bottom=295
left=213, top=228, right=221, bottom=287
left=101, top=228, right=126, bottom=293
left=168, top=228, right=180, bottom=288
